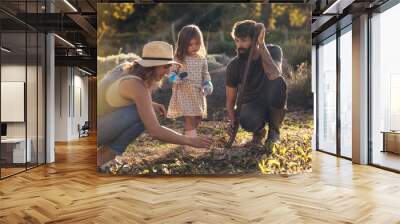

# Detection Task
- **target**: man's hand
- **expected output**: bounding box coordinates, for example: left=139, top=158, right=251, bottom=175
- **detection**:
left=255, top=23, right=266, bottom=48
left=152, top=102, right=167, bottom=117
left=254, top=23, right=281, bottom=80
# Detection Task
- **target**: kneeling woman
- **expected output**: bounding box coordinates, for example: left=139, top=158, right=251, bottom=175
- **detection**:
left=97, top=41, right=212, bottom=167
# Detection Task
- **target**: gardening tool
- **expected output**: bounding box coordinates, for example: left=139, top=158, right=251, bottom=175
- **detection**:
left=226, top=26, right=261, bottom=147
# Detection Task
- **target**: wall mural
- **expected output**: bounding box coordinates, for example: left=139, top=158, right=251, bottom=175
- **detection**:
left=97, top=3, right=312, bottom=175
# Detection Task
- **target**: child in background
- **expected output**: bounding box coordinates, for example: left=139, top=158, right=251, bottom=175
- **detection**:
left=167, top=24, right=213, bottom=143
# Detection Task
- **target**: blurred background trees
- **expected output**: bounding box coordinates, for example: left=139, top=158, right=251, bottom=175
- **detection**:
left=98, top=3, right=312, bottom=109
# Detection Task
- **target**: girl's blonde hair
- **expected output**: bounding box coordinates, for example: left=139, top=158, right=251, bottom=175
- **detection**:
left=175, top=24, right=207, bottom=62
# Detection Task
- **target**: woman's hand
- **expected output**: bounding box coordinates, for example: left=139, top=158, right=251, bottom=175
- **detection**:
left=186, top=135, right=213, bottom=148
left=152, top=102, right=167, bottom=117
left=119, top=77, right=208, bottom=148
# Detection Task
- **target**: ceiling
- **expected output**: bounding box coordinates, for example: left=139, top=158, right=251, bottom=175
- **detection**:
left=0, top=0, right=97, bottom=74
left=311, top=0, right=389, bottom=43
left=1, top=0, right=395, bottom=74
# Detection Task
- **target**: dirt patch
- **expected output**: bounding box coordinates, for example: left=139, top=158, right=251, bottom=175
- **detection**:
left=101, top=110, right=313, bottom=176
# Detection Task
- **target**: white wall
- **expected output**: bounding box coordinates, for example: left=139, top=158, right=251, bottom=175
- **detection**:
left=55, top=67, right=89, bottom=141
left=1, top=65, right=26, bottom=138
left=70, top=73, right=89, bottom=138
left=0, top=65, right=41, bottom=137
left=55, top=67, right=69, bottom=141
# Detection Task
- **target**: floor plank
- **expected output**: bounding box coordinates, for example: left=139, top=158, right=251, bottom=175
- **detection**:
left=0, top=135, right=399, bottom=223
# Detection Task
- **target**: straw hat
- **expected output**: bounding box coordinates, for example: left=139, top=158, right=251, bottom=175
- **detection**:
left=135, top=41, right=182, bottom=67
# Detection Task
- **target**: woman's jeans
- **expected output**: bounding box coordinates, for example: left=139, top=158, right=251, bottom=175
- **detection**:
left=98, top=104, right=145, bottom=155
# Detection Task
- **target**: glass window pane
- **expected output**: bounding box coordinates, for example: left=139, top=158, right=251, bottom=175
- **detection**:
left=38, top=33, right=45, bottom=165
left=27, top=31, right=38, bottom=169
left=1, top=30, right=27, bottom=177
left=318, top=36, right=337, bottom=154
left=371, top=3, right=400, bottom=171
left=340, top=28, right=352, bottom=158
left=1, top=0, right=46, bottom=179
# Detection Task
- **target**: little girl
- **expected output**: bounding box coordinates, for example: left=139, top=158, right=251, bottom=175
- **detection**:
left=167, top=24, right=213, bottom=141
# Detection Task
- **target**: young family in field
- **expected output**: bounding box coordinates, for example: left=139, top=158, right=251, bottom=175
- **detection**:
left=97, top=20, right=287, bottom=168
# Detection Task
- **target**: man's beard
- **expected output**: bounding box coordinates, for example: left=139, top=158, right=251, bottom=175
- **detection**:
left=237, top=47, right=250, bottom=60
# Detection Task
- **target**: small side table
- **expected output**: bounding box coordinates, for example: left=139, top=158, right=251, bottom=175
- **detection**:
left=381, top=131, right=400, bottom=154
left=1, top=138, right=32, bottom=164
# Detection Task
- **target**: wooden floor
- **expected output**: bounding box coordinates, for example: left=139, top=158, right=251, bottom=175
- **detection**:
left=1, top=163, right=45, bottom=178
left=1, top=135, right=400, bottom=224
left=1, top=167, right=26, bottom=178
left=372, top=151, right=400, bottom=171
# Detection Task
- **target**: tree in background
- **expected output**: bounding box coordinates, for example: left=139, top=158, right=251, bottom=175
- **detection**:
left=98, top=4, right=310, bottom=64
left=98, top=3, right=312, bottom=109
left=97, top=3, right=134, bottom=46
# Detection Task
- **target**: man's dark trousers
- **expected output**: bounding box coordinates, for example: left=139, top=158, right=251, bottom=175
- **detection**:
left=239, top=76, right=287, bottom=140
